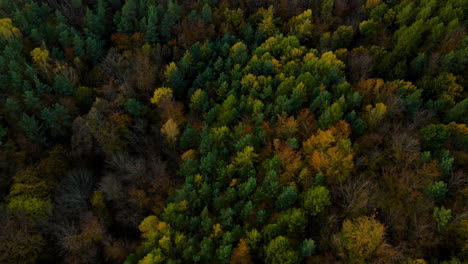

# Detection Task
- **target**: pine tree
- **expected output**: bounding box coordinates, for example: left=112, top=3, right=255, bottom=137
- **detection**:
left=23, top=90, right=42, bottom=111
left=86, top=35, right=105, bottom=64
left=299, top=239, right=316, bottom=257
left=276, top=186, right=298, bottom=210
left=20, top=113, right=45, bottom=144
left=41, top=103, right=71, bottom=137
left=53, top=75, right=74, bottom=96
left=117, top=0, right=137, bottom=34
left=201, top=3, right=212, bottom=23
left=160, top=1, right=181, bottom=42
left=73, top=33, right=85, bottom=57
left=145, top=5, right=159, bottom=43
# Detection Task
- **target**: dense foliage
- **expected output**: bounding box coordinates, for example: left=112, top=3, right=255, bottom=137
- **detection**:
left=0, top=0, right=466, bottom=263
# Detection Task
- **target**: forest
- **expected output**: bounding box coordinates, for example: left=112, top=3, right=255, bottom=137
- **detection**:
left=0, top=0, right=466, bottom=263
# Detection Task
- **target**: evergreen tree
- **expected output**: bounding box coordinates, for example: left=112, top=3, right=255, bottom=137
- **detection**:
left=117, top=0, right=138, bottom=33
left=53, top=75, right=74, bottom=96
left=299, top=239, right=316, bottom=257
left=86, top=35, right=105, bottom=64
left=425, top=181, right=448, bottom=202
left=41, top=103, right=71, bottom=137
left=23, top=90, right=42, bottom=111
left=145, top=5, right=159, bottom=43
left=72, top=33, right=85, bottom=57
left=276, top=186, right=298, bottom=210
left=201, top=3, right=212, bottom=23
left=125, top=99, right=144, bottom=117
left=20, top=113, right=45, bottom=144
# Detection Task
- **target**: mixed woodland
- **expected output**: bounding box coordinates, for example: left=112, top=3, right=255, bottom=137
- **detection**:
left=0, top=0, right=467, bottom=263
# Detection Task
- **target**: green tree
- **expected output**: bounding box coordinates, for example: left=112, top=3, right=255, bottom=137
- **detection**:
left=265, top=236, right=300, bottom=264
left=439, top=150, right=454, bottom=178
left=117, top=0, right=137, bottom=33
left=23, top=90, right=42, bottom=111
left=278, top=208, right=308, bottom=236
left=318, top=96, right=345, bottom=129
left=53, top=74, right=74, bottom=96
left=20, top=113, right=45, bottom=144
left=218, top=94, right=239, bottom=126
left=287, top=9, right=314, bottom=42
left=71, top=0, right=82, bottom=8
left=72, top=33, right=85, bottom=57
left=303, top=186, right=331, bottom=215
left=276, top=186, right=298, bottom=210
left=425, top=181, right=448, bottom=202
left=445, top=98, right=468, bottom=123
left=41, top=103, right=71, bottom=137
left=299, top=239, right=316, bottom=257
left=126, top=98, right=144, bottom=117
left=258, top=7, right=277, bottom=37
left=84, top=1, right=106, bottom=37
left=238, top=177, right=256, bottom=199
left=433, top=206, right=451, bottom=233
left=420, top=124, right=451, bottom=151
left=179, top=125, right=198, bottom=150
left=86, top=35, right=105, bottom=64
left=331, top=26, right=354, bottom=50
left=145, top=5, right=159, bottom=43
left=160, top=1, right=181, bottom=42
left=359, top=20, right=379, bottom=40
left=232, top=146, right=258, bottom=167
left=321, top=0, right=334, bottom=22
left=5, top=98, right=22, bottom=117
left=165, top=62, right=186, bottom=98
left=202, top=3, right=212, bottom=23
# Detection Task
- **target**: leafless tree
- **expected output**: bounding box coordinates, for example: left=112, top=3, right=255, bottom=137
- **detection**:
left=335, top=175, right=373, bottom=217
left=100, top=49, right=131, bottom=89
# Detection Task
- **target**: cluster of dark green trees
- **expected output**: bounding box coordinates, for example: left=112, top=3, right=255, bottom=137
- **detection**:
left=0, top=0, right=466, bottom=263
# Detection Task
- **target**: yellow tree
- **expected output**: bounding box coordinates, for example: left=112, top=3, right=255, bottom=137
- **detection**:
left=151, top=87, right=173, bottom=106
left=337, top=216, right=385, bottom=264
left=232, top=146, right=258, bottom=167
left=161, top=119, right=179, bottom=145
left=0, top=18, right=21, bottom=40
left=30, top=47, right=52, bottom=78
left=303, top=121, right=354, bottom=182
left=364, top=103, right=387, bottom=129
left=30, top=48, right=50, bottom=64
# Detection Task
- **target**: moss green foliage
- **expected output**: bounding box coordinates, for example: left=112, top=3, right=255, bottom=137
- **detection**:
left=303, top=186, right=331, bottom=215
